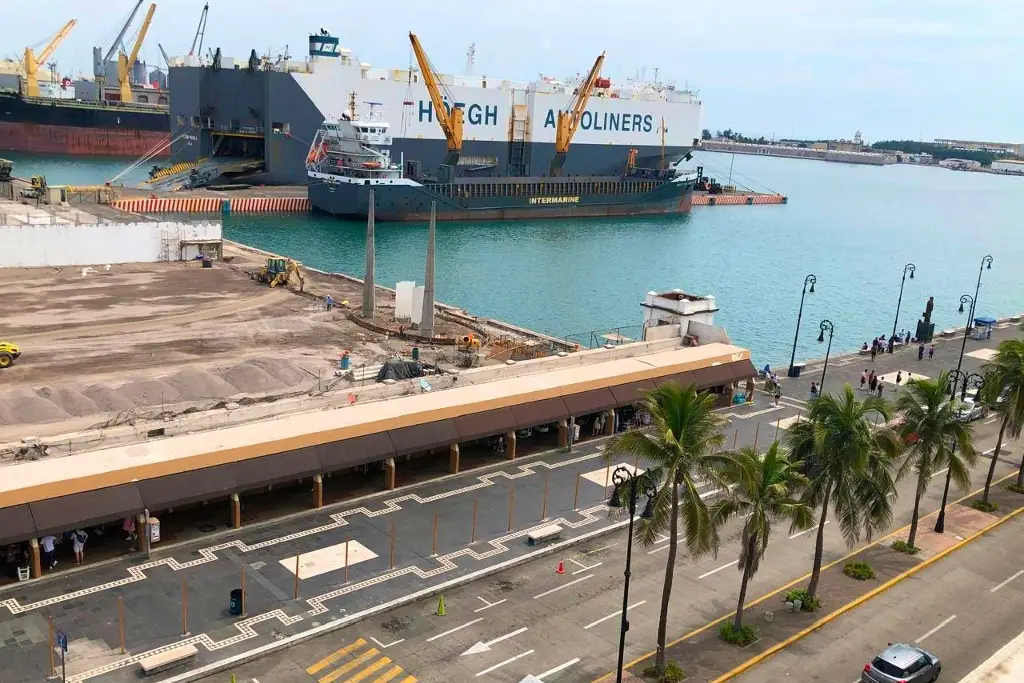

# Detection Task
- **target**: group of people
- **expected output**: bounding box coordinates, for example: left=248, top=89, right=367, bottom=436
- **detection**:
left=862, top=330, right=920, bottom=360
left=38, top=529, right=90, bottom=571
left=859, top=369, right=914, bottom=395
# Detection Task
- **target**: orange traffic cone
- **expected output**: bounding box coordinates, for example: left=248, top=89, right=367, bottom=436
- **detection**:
left=556, top=560, right=565, bottom=575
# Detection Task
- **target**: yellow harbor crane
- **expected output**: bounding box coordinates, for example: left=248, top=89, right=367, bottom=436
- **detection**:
left=23, top=19, right=77, bottom=98
left=408, top=32, right=463, bottom=170
left=117, top=3, right=157, bottom=103
left=550, top=52, right=605, bottom=177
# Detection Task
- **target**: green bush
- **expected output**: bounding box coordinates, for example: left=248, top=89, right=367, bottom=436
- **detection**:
left=1007, top=483, right=1024, bottom=495
left=783, top=588, right=821, bottom=611
left=971, top=499, right=998, bottom=513
left=719, top=622, right=759, bottom=646
left=891, top=540, right=920, bottom=555
left=642, top=662, right=685, bottom=682
left=843, top=561, right=876, bottom=580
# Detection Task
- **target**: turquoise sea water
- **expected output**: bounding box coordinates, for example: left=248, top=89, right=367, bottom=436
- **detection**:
left=9, top=151, right=1024, bottom=366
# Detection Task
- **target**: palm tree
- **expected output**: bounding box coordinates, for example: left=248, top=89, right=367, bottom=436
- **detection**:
left=979, top=340, right=1024, bottom=497
left=895, top=373, right=977, bottom=548
left=711, top=443, right=813, bottom=630
left=603, top=383, right=730, bottom=676
left=787, top=386, right=903, bottom=601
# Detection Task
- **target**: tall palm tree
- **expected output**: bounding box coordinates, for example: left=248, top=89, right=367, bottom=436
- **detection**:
left=979, top=340, right=1024, bottom=496
left=603, top=383, right=730, bottom=676
left=711, top=443, right=813, bottom=630
left=787, top=386, right=903, bottom=601
left=895, top=373, right=977, bottom=548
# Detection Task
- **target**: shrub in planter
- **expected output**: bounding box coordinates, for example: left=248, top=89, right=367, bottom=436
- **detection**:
left=971, top=499, right=998, bottom=512
left=891, top=540, right=920, bottom=555
left=843, top=561, right=876, bottom=580
left=1007, top=483, right=1024, bottom=495
left=783, top=588, right=821, bottom=612
left=642, top=662, right=685, bottom=683
left=719, top=622, right=759, bottom=646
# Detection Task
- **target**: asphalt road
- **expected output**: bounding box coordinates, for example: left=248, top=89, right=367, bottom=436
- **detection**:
left=731, top=506, right=1024, bottom=683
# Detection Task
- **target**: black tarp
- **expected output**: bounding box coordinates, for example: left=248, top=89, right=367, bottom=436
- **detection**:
left=376, top=360, right=424, bottom=382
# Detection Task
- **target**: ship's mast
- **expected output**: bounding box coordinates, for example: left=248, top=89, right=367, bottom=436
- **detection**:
left=348, top=91, right=357, bottom=121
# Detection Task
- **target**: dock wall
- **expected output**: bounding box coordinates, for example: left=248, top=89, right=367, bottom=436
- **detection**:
left=693, top=193, right=786, bottom=206
left=111, top=196, right=311, bottom=214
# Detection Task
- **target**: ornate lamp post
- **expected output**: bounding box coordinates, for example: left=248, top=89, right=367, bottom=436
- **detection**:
left=967, top=255, right=993, bottom=331
left=608, top=466, right=656, bottom=683
left=934, top=371, right=984, bottom=533
left=787, top=274, right=816, bottom=377
left=889, top=263, right=916, bottom=350
left=817, top=319, right=835, bottom=391
left=955, top=294, right=975, bottom=372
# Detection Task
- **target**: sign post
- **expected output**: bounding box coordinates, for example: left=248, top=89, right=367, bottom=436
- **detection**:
left=56, top=630, right=68, bottom=683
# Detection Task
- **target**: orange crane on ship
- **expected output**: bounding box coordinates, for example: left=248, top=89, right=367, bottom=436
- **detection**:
left=408, top=32, right=464, bottom=172
left=22, top=19, right=77, bottom=98
left=117, top=3, right=157, bottom=103
left=550, top=52, right=605, bottom=177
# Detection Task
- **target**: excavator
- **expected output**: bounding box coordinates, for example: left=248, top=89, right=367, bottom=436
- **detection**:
left=117, top=3, right=157, bottom=103
left=252, top=258, right=305, bottom=292
left=22, top=19, right=77, bottom=98
left=0, top=341, right=20, bottom=369
left=408, top=33, right=463, bottom=173
left=550, top=53, right=605, bottom=177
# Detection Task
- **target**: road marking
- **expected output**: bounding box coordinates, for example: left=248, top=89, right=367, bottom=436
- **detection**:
left=344, top=656, right=392, bottom=683
left=983, top=416, right=998, bottom=425
left=537, top=658, right=581, bottom=680
left=474, top=596, right=507, bottom=613
left=370, top=666, right=404, bottom=683
left=398, top=677, right=416, bottom=683
left=647, top=543, right=671, bottom=555
left=533, top=574, right=593, bottom=599
left=991, top=570, right=1024, bottom=593
left=426, top=618, right=484, bottom=642
left=476, top=650, right=535, bottom=677
left=462, top=627, right=529, bottom=656
left=369, top=637, right=405, bottom=650
left=917, top=615, right=957, bottom=643
left=584, top=600, right=646, bottom=630
left=584, top=544, right=614, bottom=555
left=931, top=468, right=949, bottom=479
left=789, top=521, right=830, bottom=539
left=571, top=561, right=602, bottom=575
left=307, top=639, right=367, bottom=675
left=318, top=649, right=380, bottom=683
left=699, top=561, right=738, bottom=579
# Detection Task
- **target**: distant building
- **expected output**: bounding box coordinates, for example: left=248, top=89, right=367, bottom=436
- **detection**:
left=991, top=159, right=1024, bottom=174
left=938, top=158, right=982, bottom=170
left=811, top=132, right=867, bottom=153
left=934, top=139, right=1022, bottom=157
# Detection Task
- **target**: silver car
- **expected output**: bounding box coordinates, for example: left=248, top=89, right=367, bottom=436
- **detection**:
left=862, top=643, right=941, bottom=682
left=956, top=397, right=988, bottom=422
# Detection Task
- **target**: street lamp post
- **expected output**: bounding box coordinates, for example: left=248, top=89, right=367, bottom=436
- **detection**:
left=967, top=255, right=993, bottom=331
left=817, top=319, right=835, bottom=391
left=955, top=294, right=975, bottom=372
left=787, top=274, right=816, bottom=377
left=935, top=370, right=983, bottom=533
left=609, top=466, right=656, bottom=683
left=889, top=263, right=916, bottom=350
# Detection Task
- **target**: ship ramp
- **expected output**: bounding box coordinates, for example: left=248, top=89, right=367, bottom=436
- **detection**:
left=140, top=157, right=262, bottom=192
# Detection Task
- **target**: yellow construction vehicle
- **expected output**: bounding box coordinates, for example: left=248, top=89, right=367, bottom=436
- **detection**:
left=0, top=341, right=20, bottom=369
left=409, top=32, right=463, bottom=170
left=252, top=258, right=305, bottom=292
left=23, top=19, right=76, bottom=98
left=118, top=3, right=157, bottom=103
left=550, top=52, right=605, bottom=176
left=20, top=175, right=48, bottom=201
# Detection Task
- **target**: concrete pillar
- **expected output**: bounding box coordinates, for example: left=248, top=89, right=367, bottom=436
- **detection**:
left=312, top=474, right=323, bottom=509
left=420, top=202, right=436, bottom=338
left=230, top=493, right=241, bottom=529
left=604, top=409, right=616, bottom=436
left=384, top=457, right=396, bottom=490
left=29, top=537, right=41, bottom=579
left=137, top=512, right=150, bottom=556
left=449, top=443, right=460, bottom=474
left=506, top=431, right=517, bottom=460
left=558, top=420, right=569, bottom=448
left=362, top=190, right=376, bottom=318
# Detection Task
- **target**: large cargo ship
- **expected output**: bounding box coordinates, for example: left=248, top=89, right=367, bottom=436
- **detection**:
left=167, top=30, right=703, bottom=186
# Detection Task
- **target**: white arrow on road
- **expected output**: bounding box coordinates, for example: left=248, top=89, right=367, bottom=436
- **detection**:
left=462, top=626, right=528, bottom=656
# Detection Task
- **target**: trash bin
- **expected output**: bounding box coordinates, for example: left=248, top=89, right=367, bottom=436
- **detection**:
left=788, top=364, right=804, bottom=378
left=229, top=588, right=244, bottom=616
left=148, top=517, right=161, bottom=543
left=411, top=346, right=420, bottom=361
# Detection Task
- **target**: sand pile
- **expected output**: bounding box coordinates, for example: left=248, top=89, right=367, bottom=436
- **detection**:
left=0, top=388, right=70, bottom=425
left=163, top=367, right=239, bottom=401
left=37, top=387, right=99, bottom=417
left=83, top=385, right=136, bottom=413
left=117, top=378, right=181, bottom=407
left=217, top=362, right=284, bottom=394
left=247, top=358, right=311, bottom=386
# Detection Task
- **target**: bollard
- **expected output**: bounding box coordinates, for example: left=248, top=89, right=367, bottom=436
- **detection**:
left=753, top=422, right=760, bottom=451
left=241, top=565, right=247, bottom=617
left=118, top=596, right=126, bottom=653
left=389, top=521, right=396, bottom=569
left=431, top=513, right=439, bottom=556
left=733, top=429, right=739, bottom=449
left=294, top=554, right=300, bottom=599
left=541, top=474, right=550, bottom=521
left=507, top=485, right=516, bottom=532
left=573, top=472, right=581, bottom=511
left=344, top=540, right=350, bottom=583
left=470, top=499, right=478, bottom=544
left=181, top=579, right=189, bottom=636
left=48, top=617, right=55, bottom=677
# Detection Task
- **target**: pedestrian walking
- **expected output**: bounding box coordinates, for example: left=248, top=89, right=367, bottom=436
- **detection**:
left=745, top=377, right=755, bottom=403
left=860, top=370, right=868, bottom=391
left=325, top=294, right=334, bottom=311
left=918, top=343, right=925, bottom=361
left=871, top=345, right=877, bottom=362
left=876, top=382, right=884, bottom=398
left=928, top=344, right=935, bottom=360
left=72, top=529, right=88, bottom=564
left=869, top=373, right=878, bottom=392
left=40, top=535, right=57, bottom=569
left=809, top=382, right=819, bottom=401
left=895, top=371, right=903, bottom=390
left=773, top=384, right=782, bottom=406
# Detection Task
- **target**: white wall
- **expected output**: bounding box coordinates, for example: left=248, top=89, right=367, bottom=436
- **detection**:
left=0, top=221, right=222, bottom=268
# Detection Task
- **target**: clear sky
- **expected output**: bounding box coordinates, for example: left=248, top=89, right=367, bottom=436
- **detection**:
left=2, top=0, right=1020, bottom=142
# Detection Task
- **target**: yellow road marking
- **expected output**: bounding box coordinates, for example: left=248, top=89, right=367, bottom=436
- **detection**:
left=398, top=677, right=417, bottom=683
left=319, top=649, right=380, bottom=683
left=343, top=657, right=392, bottom=683
left=370, top=665, right=404, bottom=683
left=307, top=639, right=367, bottom=675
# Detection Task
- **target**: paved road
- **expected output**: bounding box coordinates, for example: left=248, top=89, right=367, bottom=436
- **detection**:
left=731, top=507, right=1024, bottom=683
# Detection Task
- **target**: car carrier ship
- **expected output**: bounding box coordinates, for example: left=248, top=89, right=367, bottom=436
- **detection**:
left=166, top=29, right=703, bottom=188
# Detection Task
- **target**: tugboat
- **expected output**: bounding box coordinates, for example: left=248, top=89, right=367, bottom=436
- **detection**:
left=306, top=34, right=695, bottom=222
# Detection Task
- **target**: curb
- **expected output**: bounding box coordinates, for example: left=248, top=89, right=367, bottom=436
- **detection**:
left=711, top=499, right=1024, bottom=682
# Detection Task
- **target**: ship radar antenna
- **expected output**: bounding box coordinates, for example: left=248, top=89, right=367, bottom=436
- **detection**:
left=465, top=42, right=475, bottom=76
left=348, top=91, right=357, bottom=121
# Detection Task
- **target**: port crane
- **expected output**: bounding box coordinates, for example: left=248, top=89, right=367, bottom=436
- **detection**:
left=408, top=32, right=464, bottom=172
left=189, top=3, right=209, bottom=56
left=22, top=20, right=77, bottom=98
left=95, top=0, right=144, bottom=99
left=550, top=52, right=605, bottom=177
left=116, top=3, right=157, bottom=103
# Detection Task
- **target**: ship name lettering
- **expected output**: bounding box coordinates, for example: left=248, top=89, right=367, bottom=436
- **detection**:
left=528, top=196, right=580, bottom=205
left=419, top=101, right=498, bottom=126
left=544, top=110, right=653, bottom=134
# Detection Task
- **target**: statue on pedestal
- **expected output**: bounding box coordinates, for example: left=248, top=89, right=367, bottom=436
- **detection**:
left=916, top=296, right=936, bottom=343
left=922, top=296, right=934, bottom=325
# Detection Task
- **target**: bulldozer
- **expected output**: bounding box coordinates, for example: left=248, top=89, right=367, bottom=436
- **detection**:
left=252, top=257, right=305, bottom=292
left=0, top=340, right=20, bottom=369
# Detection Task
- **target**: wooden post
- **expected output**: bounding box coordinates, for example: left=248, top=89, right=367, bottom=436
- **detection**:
left=507, top=485, right=516, bottom=532
left=241, top=565, right=247, bottom=617
left=449, top=444, right=460, bottom=474
left=573, top=472, right=581, bottom=511
left=181, top=579, right=189, bottom=636
left=29, top=537, right=41, bottom=579
left=431, top=513, right=439, bottom=556
left=344, top=540, right=350, bottom=583
left=389, top=522, right=396, bottom=569
left=118, top=596, right=126, bottom=654
left=231, top=493, right=241, bottom=529
left=48, top=616, right=55, bottom=677
left=470, top=499, right=478, bottom=543
left=604, top=465, right=611, bottom=498
left=384, top=458, right=396, bottom=490
left=733, top=429, right=739, bottom=449
left=506, top=431, right=517, bottom=460
left=753, top=422, right=760, bottom=451
left=312, top=474, right=323, bottom=509
left=541, top=473, right=550, bottom=521
left=293, top=554, right=300, bottom=599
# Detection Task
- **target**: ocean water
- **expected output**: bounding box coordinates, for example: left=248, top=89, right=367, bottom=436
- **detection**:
left=9, top=151, right=1024, bottom=366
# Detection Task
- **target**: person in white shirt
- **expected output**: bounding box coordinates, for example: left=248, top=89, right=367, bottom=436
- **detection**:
left=72, top=530, right=89, bottom=564
left=40, top=535, right=57, bottom=569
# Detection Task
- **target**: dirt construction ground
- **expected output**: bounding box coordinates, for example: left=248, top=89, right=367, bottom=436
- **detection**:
left=0, top=243, right=508, bottom=439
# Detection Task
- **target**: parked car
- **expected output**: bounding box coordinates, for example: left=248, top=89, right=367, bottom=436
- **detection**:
left=862, top=643, right=941, bottom=682
left=956, top=397, right=988, bottom=422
